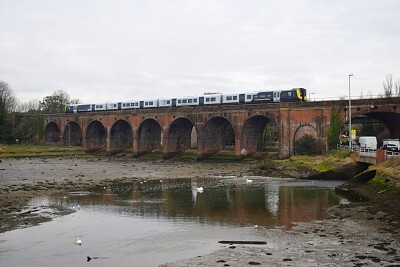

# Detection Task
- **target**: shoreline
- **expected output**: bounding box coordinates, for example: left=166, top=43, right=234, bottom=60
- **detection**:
left=1, top=155, right=400, bottom=266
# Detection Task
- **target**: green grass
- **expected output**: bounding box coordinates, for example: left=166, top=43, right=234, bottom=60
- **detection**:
left=0, top=144, right=84, bottom=157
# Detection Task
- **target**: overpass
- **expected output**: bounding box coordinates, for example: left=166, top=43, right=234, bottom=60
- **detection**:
left=42, top=97, right=400, bottom=159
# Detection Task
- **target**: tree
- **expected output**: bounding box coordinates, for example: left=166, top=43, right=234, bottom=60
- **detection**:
left=396, top=78, right=400, bottom=97
left=0, top=80, right=17, bottom=142
left=327, top=106, right=343, bottom=151
left=39, top=90, right=70, bottom=113
left=383, top=74, right=393, bottom=97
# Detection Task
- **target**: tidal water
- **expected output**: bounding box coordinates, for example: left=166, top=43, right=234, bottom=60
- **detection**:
left=0, top=177, right=344, bottom=267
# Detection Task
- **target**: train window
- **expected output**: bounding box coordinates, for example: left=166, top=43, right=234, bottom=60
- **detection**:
left=233, top=96, right=237, bottom=100
left=167, top=100, right=170, bottom=104
left=247, top=95, right=252, bottom=99
left=227, top=96, right=232, bottom=101
left=135, top=103, right=138, bottom=106
left=145, top=102, right=149, bottom=105
left=149, top=101, right=153, bottom=105
left=211, top=97, right=216, bottom=101
left=206, top=98, right=210, bottom=102
left=288, top=92, right=292, bottom=96
left=188, top=99, right=192, bottom=103
left=178, top=100, right=181, bottom=104
left=113, top=104, right=117, bottom=107
left=183, top=99, right=187, bottom=103
left=194, top=99, right=197, bottom=103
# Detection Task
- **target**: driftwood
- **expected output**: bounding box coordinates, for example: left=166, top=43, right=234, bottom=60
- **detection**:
left=218, top=240, right=267, bottom=245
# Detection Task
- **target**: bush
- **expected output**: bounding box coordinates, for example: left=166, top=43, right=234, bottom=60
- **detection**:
left=294, top=134, right=317, bottom=155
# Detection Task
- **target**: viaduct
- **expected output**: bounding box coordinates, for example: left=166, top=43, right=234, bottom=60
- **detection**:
left=42, top=97, right=400, bottom=159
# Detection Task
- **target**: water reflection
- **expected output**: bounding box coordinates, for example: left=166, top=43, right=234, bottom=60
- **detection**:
left=52, top=178, right=342, bottom=228
left=1, top=178, right=344, bottom=267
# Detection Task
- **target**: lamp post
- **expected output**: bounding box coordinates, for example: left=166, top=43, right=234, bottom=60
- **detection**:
left=348, top=73, right=354, bottom=151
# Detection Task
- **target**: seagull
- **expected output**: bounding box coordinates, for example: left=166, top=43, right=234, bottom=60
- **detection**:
left=76, top=238, right=82, bottom=245
left=196, top=186, right=204, bottom=192
left=246, top=178, right=253, bottom=183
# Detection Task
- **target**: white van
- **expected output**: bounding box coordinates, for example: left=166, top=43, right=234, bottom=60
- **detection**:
left=359, top=136, right=377, bottom=149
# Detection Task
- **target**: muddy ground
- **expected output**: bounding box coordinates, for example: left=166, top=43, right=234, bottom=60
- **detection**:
left=1, top=156, right=400, bottom=266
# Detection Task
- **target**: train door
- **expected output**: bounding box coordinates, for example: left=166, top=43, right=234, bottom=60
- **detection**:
left=91, top=104, right=96, bottom=111
left=172, top=99, right=177, bottom=107
left=118, top=102, right=122, bottom=110
left=273, top=91, right=280, bottom=102
left=239, top=94, right=245, bottom=104
left=199, top=97, right=205, bottom=106
left=140, top=101, right=144, bottom=109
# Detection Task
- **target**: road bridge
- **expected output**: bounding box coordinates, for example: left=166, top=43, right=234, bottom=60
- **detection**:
left=42, top=97, right=400, bottom=159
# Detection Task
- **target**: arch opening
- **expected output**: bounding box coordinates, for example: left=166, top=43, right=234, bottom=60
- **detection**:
left=137, top=119, right=162, bottom=156
left=64, top=122, right=82, bottom=146
left=164, top=118, right=194, bottom=158
left=110, top=120, right=133, bottom=154
left=199, top=117, right=235, bottom=158
left=43, top=122, right=61, bottom=145
left=241, top=115, right=275, bottom=156
left=85, top=120, right=106, bottom=152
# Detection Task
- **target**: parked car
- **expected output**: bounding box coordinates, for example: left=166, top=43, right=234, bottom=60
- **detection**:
left=381, top=143, right=399, bottom=152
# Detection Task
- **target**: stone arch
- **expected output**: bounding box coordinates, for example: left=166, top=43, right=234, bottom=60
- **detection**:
left=110, top=119, right=133, bottom=153
left=199, top=116, right=235, bottom=158
left=362, top=112, right=400, bottom=140
left=137, top=118, right=162, bottom=155
left=64, top=121, right=82, bottom=146
left=43, top=122, right=61, bottom=145
left=85, top=120, right=106, bottom=152
left=241, top=115, right=274, bottom=156
left=164, top=117, right=194, bottom=158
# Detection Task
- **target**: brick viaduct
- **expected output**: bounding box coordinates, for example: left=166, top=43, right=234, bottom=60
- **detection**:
left=42, top=97, right=400, bottom=159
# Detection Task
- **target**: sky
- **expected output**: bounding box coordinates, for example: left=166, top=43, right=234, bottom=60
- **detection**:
left=1, top=0, right=400, bottom=105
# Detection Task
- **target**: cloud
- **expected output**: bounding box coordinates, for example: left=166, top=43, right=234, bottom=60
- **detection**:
left=1, top=0, right=400, bottom=104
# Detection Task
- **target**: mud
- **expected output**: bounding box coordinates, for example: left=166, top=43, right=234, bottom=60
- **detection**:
left=1, top=156, right=400, bottom=266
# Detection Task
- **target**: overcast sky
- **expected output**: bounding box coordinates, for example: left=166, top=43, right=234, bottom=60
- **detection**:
left=1, top=0, right=400, bottom=104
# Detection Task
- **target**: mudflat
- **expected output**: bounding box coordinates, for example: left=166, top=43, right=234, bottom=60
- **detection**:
left=1, top=156, right=399, bottom=266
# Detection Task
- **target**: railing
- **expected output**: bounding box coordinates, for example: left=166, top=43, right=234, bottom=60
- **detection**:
left=338, top=144, right=400, bottom=163
left=355, top=147, right=377, bottom=157
left=385, top=151, right=400, bottom=159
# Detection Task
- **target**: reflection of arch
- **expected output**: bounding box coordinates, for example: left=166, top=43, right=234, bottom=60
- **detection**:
left=44, top=122, right=61, bottom=145
left=85, top=120, right=106, bottom=152
left=165, top=117, right=194, bottom=158
left=201, top=117, right=234, bottom=156
left=241, top=115, right=272, bottom=156
left=110, top=120, right=133, bottom=153
left=137, top=119, right=162, bottom=155
left=64, top=122, right=82, bottom=146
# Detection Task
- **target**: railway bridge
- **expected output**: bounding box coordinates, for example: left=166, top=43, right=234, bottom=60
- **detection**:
left=42, top=97, right=400, bottom=159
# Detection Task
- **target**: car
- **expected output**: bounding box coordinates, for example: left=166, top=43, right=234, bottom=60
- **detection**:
left=381, top=143, right=399, bottom=152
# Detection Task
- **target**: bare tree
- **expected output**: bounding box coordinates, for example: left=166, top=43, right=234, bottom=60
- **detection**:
left=395, top=78, right=400, bottom=97
left=383, top=74, right=393, bottom=97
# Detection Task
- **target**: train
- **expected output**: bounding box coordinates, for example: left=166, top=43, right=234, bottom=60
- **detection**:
left=65, top=88, right=307, bottom=113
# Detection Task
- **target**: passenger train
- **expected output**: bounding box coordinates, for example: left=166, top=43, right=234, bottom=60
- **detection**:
left=65, top=88, right=307, bottom=113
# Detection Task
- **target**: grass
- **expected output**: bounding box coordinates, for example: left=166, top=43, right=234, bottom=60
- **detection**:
left=0, top=144, right=85, bottom=157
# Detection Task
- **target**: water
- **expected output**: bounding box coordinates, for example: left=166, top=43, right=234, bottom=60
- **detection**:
left=0, top=177, right=344, bottom=267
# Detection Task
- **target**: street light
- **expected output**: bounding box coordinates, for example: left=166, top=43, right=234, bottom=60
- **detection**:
left=348, top=73, right=354, bottom=151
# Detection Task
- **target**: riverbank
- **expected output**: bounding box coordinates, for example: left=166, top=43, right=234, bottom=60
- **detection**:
left=1, top=149, right=400, bottom=266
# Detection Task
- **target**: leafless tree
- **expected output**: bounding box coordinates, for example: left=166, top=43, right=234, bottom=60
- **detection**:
left=383, top=74, right=393, bottom=97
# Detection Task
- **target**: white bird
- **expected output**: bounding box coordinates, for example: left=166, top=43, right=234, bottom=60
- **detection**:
left=246, top=179, right=253, bottom=183
left=76, top=238, right=82, bottom=245
left=196, top=186, right=204, bottom=192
